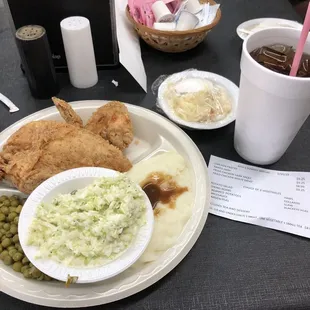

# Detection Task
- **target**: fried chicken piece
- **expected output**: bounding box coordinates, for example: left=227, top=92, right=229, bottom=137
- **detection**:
left=52, top=98, right=134, bottom=151
left=85, top=101, right=134, bottom=150
left=0, top=121, right=132, bottom=194
left=52, top=97, right=83, bottom=127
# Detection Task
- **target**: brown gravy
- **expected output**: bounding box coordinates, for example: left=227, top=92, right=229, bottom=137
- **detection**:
left=141, top=172, right=188, bottom=210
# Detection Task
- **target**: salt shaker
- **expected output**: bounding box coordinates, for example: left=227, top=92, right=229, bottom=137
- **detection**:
left=60, top=16, right=98, bottom=89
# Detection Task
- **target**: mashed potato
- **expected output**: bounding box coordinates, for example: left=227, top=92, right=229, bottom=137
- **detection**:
left=127, top=151, right=193, bottom=263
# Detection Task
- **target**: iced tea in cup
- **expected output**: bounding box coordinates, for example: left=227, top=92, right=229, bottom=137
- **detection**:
left=234, top=28, right=310, bottom=165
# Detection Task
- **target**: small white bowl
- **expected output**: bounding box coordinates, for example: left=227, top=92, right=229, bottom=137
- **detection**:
left=157, top=70, right=239, bottom=130
left=18, top=167, right=154, bottom=284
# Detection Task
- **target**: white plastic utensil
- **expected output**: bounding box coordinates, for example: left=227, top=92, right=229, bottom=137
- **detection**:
left=0, top=93, right=19, bottom=113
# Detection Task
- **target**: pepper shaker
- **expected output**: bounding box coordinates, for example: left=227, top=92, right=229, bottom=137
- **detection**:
left=15, top=25, right=59, bottom=99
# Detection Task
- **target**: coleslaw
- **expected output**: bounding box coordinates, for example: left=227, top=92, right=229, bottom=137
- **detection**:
left=27, top=175, right=146, bottom=267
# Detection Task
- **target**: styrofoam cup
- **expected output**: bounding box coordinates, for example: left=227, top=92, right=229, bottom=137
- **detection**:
left=234, top=28, right=310, bottom=165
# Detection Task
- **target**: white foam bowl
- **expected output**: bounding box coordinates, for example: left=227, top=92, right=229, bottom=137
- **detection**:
left=18, top=167, right=154, bottom=284
left=157, top=70, right=239, bottom=130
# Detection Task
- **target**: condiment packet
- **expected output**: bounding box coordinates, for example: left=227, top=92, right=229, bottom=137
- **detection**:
left=128, top=0, right=181, bottom=27
left=196, top=4, right=220, bottom=28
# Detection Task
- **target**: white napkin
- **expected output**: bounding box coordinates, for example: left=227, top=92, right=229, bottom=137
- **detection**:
left=197, top=4, right=220, bottom=28
left=114, top=1, right=147, bottom=92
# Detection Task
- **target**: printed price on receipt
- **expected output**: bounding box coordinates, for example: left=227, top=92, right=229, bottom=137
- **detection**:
left=208, top=156, right=310, bottom=238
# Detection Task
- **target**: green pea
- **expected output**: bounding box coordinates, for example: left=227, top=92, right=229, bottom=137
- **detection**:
left=16, top=248, right=23, bottom=256
left=13, top=252, right=23, bottom=262
left=9, top=207, right=16, bottom=213
left=7, top=245, right=15, bottom=251
left=3, top=200, right=10, bottom=207
left=3, top=223, right=10, bottom=231
left=29, top=263, right=33, bottom=267
left=22, top=256, right=30, bottom=265
left=30, top=267, right=42, bottom=278
left=1, top=206, right=9, bottom=216
left=10, top=200, right=19, bottom=208
left=0, top=222, right=4, bottom=228
left=5, top=232, right=13, bottom=238
left=1, top=238, right=11, bottom=248
left=21, top=265, right=28, bottom=273
left=13, top=261, right=22, bottom=272
left=9, top=249, right=18, bottom=257
left=37, top=273, right=45, bottom=281
left=0, top=232, right=2, bottom=239
left=0, top=213, right=5, bottom=222
left=0, top=196, right=7, bottom=202
left=10, top=225, right=17, bottom=235
left=14, top=216, right=19, bottom=225
left=15, top=205, right=23, bottom=214
left=23, top=269, right=31, bottom=278
left=0, top=245, right=2, bottom=253
left=8, top=212, right=17, bottom=222
left=1, top=235, right=6, bottom=242
left=0, top=250, right=8, bottom=259
left=12, top=234, right=19, bottom=244
left=3, top=255, right=13, bottom=265
left=43, top=275, right=52, bottom=281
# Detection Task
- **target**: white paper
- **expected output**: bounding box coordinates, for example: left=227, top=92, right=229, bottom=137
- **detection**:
left=197, top=4, right=219, bottom=28
left=206, top=4, right=220, bottom=25
left=114, top=1, right=147, bottom=92
left=208, top=156, right=310, bottom=238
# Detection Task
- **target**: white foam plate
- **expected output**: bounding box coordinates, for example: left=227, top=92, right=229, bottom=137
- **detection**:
left=157, top=71, right=239, bottom=130
left=19, top=167, right=154, bottom=284
left=0, top=100, right=210, bottom=308
left=237, top=18, right=302, bottom=40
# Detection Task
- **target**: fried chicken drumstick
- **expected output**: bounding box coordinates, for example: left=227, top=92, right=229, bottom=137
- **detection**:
left=0, top=99, right=134, bottom=194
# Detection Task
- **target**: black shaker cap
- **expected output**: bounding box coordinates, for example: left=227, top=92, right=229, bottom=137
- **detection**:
left=15, top=25, right=59, bottom=99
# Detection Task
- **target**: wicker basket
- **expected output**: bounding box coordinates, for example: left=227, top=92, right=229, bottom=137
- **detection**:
left=126, top=0, right=221, bottom=53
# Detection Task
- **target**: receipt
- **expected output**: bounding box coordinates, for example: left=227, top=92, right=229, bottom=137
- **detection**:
left=208, top=156, right=310, bottom=238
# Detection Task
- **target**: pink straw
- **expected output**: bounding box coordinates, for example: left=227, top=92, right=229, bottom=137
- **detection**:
left=290, top=2, right=310, bottom=76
